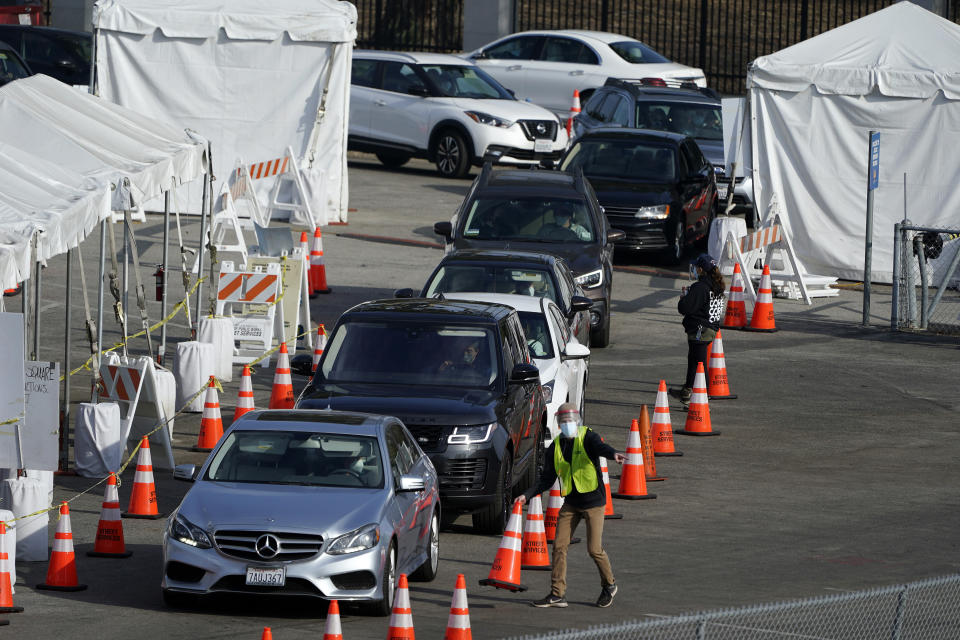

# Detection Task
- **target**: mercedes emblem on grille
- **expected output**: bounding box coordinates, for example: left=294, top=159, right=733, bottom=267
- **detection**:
left=255, top=534, right=280, bottom=559
left=536, top=122, right=547, bottom=135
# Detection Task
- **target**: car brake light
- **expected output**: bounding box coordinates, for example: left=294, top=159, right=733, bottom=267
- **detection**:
left=641, top=77, right=667, bottom=87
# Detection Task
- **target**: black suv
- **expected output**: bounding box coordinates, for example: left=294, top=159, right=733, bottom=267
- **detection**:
left=294, top=298, right=546, bottom=534
left=0, top=40, right=30, bottom=87
left=396, top=249, right=593, bottom=347
left=433, top=166, right=623, bottom=347
left=0, top=26, right=90, bottom=86
left=559, top=128, right=717, bottom=263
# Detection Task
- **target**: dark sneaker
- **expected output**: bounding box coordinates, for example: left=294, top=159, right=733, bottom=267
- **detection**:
left=597, top=583, right=618, bottom=608
left=668, top=386, right=692, bottom=402
left=532, top=593, right=568, bottom=608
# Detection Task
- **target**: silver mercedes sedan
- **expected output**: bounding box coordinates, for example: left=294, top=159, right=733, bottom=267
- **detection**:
left=161, top=410, right=440, bottom=616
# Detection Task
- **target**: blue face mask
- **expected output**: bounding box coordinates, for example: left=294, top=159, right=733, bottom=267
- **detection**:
left=559, top=421, right=578, bottom=438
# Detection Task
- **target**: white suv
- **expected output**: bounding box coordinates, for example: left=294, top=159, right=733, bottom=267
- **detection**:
left=349, top=51, right=568, bottom=178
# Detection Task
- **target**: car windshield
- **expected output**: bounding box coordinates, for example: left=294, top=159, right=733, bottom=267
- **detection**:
left=205, top=430, right=384, bottom=488
left=637, top=102, right=722, bottom=141
left=608, top=40, right=670, bottom=64
left=561, top=139, right=676, bottom=182
left=0, top=50, right=30, bottom=86
left=421, top=64, right=513, bottom=99
left=425, top=265, right=558, bottom=303
left=462, top=197, right=595, bottom=243
left=518, top=311, right=553, bottom=359
left=322, top=322, right=498, bottom=387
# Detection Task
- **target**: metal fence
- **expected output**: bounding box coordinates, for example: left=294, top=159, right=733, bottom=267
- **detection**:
left=502, top=574, right=960, bottom=640
left=892, top=223, right=960, bottom=335
left=353, top=0, right=463, bottom=52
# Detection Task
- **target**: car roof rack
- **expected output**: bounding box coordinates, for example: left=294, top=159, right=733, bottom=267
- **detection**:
left=603, top=77, right=720, bottom=101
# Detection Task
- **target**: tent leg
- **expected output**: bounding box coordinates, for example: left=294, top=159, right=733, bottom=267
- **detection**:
left=95, top=219, right=106, bottom=401
left=194, top=167, right=209, bottom=336
left=122, top=226, right=129, bottom=351
left=32, top=256, right=40, bottom=361
left=22, top=256, right=29, bottom=358
left=160, top=191, right=171, bottom=365
left=61, top=248, right=73, bottom=471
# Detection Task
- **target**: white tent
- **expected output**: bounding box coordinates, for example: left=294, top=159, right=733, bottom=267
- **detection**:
left=92, top=0, right=357, bottom=224
left=747, top=1, right=960, bottom=282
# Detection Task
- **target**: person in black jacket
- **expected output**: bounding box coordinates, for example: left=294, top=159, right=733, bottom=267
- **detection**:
left=517, top=403, right=626, bottom=609
left=670, top=253, right=726, bottom=403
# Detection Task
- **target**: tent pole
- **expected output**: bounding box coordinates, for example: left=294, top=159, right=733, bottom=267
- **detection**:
left=194, top=159, right=210, bottom=336
left=160, top=190, right=171, bottom=365
left=61, top=248, right=73, bottom=470
left=22, top=252, right=29, bottom=359
left=122, top=225, right=129, bottom=347
left=95, top=219, right=106, bottom=401
left=32, top=236, right=40, bottom=361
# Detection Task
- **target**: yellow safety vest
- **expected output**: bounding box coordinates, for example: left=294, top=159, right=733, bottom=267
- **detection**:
left=554, top=426, right=598, bottom=496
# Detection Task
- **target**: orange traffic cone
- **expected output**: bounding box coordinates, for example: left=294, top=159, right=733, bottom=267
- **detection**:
left=599, top=457, right=623, bottom=519
left=269, top=342, right=295, bottom=409
left=309, top=226, right=332, bottom=296
left=36, top=502, right=87, bottom=591
left=234, top=365, right=256, bottom=422
left=0, top=521, right=22, bottom=612
left=312, top=324, right=327, bottom=373
left=478, top=500, right=527, bottom=592
left=707, top=331, right=737, bottom=399
left=722, top=263, right=748, bottom=329
left=387, top=573, right=415, bottom=640
left=613, top=419, right=656, bottom=500
left=745, top=264, right=777, bottom=332
left=87, top=472, right=132, bottom=558
left=123, top=436, right=164, bottom=519
left=261, top=628, right=273, bottom=640
left=543, top=479, right=562, bottom=542
left=566, top=89, right=581, bottom=137
left=444, top=574, right=472, bottom=640
left=638, top=405, right=666, bottom=481
left=193, top=376, right=224, bottom=452
left=652, top=380, right=683, bottom=456
left=520, top=495, right=550, bottom=570
left=675, top=363, right=720, bottom=436
left=323, top=599, right=343, bottom=640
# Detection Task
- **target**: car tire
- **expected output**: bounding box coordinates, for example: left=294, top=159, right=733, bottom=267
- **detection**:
left=411, top=510, right=440, bottom=582
left=473, top=449, right=512, bottom=535
left=664, top=217, right=686, bottom=265
left=376, top=152, right=411, bottom=169
left=161, top=589, right=193, bottom=609
left=591, top=309, right=610, bottom=348
left=367, top=542, right=397, bottom=617
left=434, top=130, right=470, bottom=179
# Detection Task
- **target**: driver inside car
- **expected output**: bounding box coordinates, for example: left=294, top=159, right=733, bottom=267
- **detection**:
left=540, top=204, right=590, bottom=241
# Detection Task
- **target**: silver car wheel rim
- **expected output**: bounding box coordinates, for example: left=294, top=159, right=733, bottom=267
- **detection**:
left=386, top=547, right=396, bottom=607
left=437, top=136, right=459, bottom=174
left=674, top=220, right=683, bottom=258
left=429, top=515, right=439, bottom=573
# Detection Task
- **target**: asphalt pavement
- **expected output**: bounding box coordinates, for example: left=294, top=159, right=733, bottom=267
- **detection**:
left=5, top=155, right=959, bottom=639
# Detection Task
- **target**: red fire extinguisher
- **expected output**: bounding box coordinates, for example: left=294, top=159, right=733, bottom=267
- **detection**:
left=154, top=265, right=164, bottom=302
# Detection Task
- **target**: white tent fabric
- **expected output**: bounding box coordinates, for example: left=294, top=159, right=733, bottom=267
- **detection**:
left=0, top=74, right=207, bottom=289
left=93, top=0, right=356, bottom=224
left=747, top=2, right=960, bottom=282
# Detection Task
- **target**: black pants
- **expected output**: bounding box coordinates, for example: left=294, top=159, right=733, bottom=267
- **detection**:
left=685, top=339, right=713, bottom=388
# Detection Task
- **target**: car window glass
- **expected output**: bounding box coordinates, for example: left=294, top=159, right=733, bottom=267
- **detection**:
left=584, top=91, right=608, bottom=119
left=541, top=37, right=597, bottom=64
left=0, top=48, right=29, bottom=82
left=462, top=197, right=595, bottom=243
left=549, top=304, right=571, bottom=345
left=554, top=264, right=573, bottom=308
left=608, top=40, right=670, bottom=64
left=500, top=322, right=517, bottom=373
left=680, top=141, right=699, bottom=176
left=508, top=317, right=530, bottom=365
left=598, top=95, right=622, bottom=123
left=484, top=36, right=541, bottom=60
left=385, top=425, right=407, bottom=483
left=419, top=64, right=511, bottom=99
left=381, top=61, right=426, bottom=94
left=561, top=139, right=676, bottom=182
left=659, top=104, right=723, bottom=140
left=518, top=311, right=553, bottom=359
left=611, top=97, right=632, bottom=127
left=426, top=264, right=558, bottom=301
left=351, top=59, right=378, bottom=88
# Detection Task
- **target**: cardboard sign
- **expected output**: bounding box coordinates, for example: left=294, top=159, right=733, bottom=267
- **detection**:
left=0, top=312, right=26, bottom=469
left=22, top=361, right=60, bottom=471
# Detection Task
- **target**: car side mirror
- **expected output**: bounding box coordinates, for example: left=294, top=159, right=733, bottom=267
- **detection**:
left=407, top=85, right=431, bottom=97
left=434, top=221, right=452, bottom=239
left=290, top=353, right=314, bottom=377
left=173, top=464, right=197, bottom=482
left=509, top=363, right=540, bottom=384
left=561, top=341, right=590, bottom=361
left=394, top=288, right=416, bottom=299
left=398, top=474, right=426, bottom=492
left=472, top=51, right=488, bottom=60
left=569, top=295, right=593, bottom=315
left=607, top=229, right=626, bottom=243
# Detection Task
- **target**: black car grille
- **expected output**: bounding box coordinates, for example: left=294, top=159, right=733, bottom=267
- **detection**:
left=213, top=530, right=324, bottom=562
left=331, top=571, right=377, bottom=590
left=211, top=575, right=324, bottom=597
left=408, top=425, right=447, bottom=452
left=441, top=458, right=487, bottom=491
left=518, top=120, right=558, bottom=141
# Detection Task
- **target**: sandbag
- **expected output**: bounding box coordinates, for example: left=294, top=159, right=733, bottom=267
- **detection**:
left=1, top=477, right=47, bottom=561
left=175, top=341, right=215, bottom=412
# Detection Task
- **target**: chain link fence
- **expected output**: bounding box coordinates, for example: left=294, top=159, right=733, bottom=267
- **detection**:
left=501, top=574, right=960, bottom=640
left=892, top=223, right=960, bottom=335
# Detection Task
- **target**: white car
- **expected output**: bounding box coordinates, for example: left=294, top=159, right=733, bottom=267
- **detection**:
left=349, top=51, right=569, bottom=178
left=464, top=30, right=706, bottom=118
left=445, top=292, right=589, bottom=444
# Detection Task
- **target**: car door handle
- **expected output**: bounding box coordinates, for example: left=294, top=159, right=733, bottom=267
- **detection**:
left=569, top=70, right=584, bottom=76
left=506, top=65, right=522, bottom=71
left=374, top=99, right=387, bottom=107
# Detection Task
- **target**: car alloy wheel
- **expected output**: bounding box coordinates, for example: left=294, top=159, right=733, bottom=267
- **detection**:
left=666, top=217, right=685, bottom=264
left=412, top=511, right=439, bottom=581
left=435, top=131, right=469, bottom=178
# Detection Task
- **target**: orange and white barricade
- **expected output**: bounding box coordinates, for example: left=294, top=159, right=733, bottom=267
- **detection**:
left=215, top=260, right=282, bottom=368
left=227, top=158, right=269, bottom=229
left=248, top=146, right=318, bottom=229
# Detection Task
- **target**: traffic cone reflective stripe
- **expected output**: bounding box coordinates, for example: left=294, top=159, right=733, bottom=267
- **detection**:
left=613, top=419, right=656, bottom=500
left=638, top=405, right=666, bottom=481
left=387, top=573, right=415, bottom=640
left=312, top=324, right=327, bottom=373
left=707, top=331, right=737, bottom=399
left=478, top=501, right=527, bottom=591
left=675, top=363, right=721, bottom=436
left=36, top=502, right=87, bottom=591
left=599, top=457, right=623, bottom=519
left=444, top=574, right=472, bottom=640
left=310, top=227, right=332, bottom=295
left=269, top=342, right=295, bottom=409
left=123, top=437, right=165, bottom=519
left=194, top=376, right=224, bottom=451
left=520, top=495, right=550, bottom=570
left=0, top=521, right=22, bottom=612
left=722, top=263, right=748, bottom=329
left=652, top=380, right=683, bottom=456
left=745, top=264, right=777, bottom=332
left=323, top=599, right=343, bottom=640
left=87, top=472, right=132, bottom=558
left=543, top=479, right=562, bottom=542
left=566, top=89, right=581, bottom=137
left=234, top=365, right=256, bottom=422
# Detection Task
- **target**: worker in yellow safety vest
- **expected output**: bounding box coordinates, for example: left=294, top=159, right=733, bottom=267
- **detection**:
left=516, top=402, right=626, bottom=609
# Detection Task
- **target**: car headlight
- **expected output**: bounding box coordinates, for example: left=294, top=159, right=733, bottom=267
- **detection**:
left=542, top=381, right=554, bottom=404
left=327, top=524, right=380, bottom=555
left=635, top=204, right=670, bottom=220
left=575, top=269, right=603, bottom=289
left=447, top=423, right=496, bottom=445
left=465, top=111, right=513, bottom=128
left=169, top=514, right=212, bottom=549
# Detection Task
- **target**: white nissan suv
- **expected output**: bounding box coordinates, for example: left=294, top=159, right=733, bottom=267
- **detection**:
left=349, top=51, right=568, bottom=178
